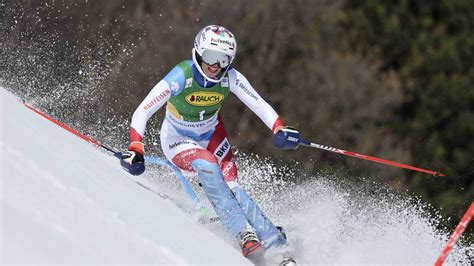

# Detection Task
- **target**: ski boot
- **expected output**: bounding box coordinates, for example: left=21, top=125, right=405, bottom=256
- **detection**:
left=237, top=230, right=264, bottom=258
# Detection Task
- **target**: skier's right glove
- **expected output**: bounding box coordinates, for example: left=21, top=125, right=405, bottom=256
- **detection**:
left=122, top=150, right=144, bottom=165
left=121, top=141, right=145, bottom=175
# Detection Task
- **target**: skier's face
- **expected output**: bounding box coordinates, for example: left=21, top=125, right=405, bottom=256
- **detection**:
left=201, top=62, right=221, bottom=78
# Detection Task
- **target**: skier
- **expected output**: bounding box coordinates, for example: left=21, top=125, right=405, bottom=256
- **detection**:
left=121, top=25, right=300, bottom=264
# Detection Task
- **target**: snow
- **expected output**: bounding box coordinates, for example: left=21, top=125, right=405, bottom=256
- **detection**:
left=1, top=87, right=472, bottom=264
left=0, top=88, right=250, bottom=264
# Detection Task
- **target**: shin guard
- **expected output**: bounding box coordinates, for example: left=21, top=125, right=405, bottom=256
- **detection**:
left=232, top=186, right=287, bottom=249
left=192, top=159, right=249, bottom=236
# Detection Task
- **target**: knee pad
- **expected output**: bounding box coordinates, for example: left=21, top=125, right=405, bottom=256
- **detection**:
left=192, top=159, right=222, bottom=183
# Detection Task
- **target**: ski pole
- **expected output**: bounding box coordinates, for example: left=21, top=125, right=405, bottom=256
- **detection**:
left=82, top=142, right=210, bottom=215
left=298, top=139, right=444, bottom=177
left=97, top=146, right=209, bottom=215
left=53, top=128, right=206, bottom=213
left=145, top=156, right=208, bottom=215
left=100, top=146, right=210, bottom=218
left=22, top=101, right=210, bottom=216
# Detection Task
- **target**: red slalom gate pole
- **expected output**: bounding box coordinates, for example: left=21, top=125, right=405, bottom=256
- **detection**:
left=23, top=103, right=121, bottom=157
left=434, top=201, right=474, bottom=266
left=298, top=139, right=444, bottom=177
left=23, top=103, right=102, bottom=147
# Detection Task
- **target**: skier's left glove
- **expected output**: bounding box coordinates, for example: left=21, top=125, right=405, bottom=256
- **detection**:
left=273, top=126, right=301, bottom=150
left=120, top=141, right=145, bottom=175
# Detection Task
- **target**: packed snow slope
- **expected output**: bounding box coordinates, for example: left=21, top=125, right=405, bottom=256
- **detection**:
left=1, top=87, right=472, bottom=264
left=0, top=88, right=250, bottom=264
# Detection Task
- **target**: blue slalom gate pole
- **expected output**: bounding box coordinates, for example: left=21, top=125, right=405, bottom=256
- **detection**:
left=145, top=156, right=208, bottom=215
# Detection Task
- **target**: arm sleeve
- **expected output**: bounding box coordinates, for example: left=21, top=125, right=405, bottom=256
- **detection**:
left=130, top=80, right=171, bottom=142
left=129, top=64, right=185, bottom=142
left=228, top=69, right=284, bottom=133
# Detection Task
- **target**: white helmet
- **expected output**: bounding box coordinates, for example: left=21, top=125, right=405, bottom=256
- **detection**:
left=192, top=25, right=237, bottom=83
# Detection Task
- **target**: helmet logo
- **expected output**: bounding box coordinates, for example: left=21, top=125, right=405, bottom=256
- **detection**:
left=210, top=37, right=235, bottom=48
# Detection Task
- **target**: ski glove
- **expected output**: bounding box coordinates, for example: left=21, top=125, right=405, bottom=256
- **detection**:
left=273, top=126, right=301, bottom=150
left=122, top=150, right=144, bottom=164
left=121, top=150, right=145, bottom=175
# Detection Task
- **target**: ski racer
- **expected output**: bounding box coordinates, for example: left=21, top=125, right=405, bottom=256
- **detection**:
left=121, top=25, right=300, bottom=263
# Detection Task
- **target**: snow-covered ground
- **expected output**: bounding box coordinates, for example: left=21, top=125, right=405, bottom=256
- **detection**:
left=0, top=88, right=250, bottom=264
left=1, top=87, right=472, bottom=264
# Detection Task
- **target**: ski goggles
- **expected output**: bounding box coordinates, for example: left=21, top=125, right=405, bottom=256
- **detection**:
left=201, top=50, right=231, bottom=68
